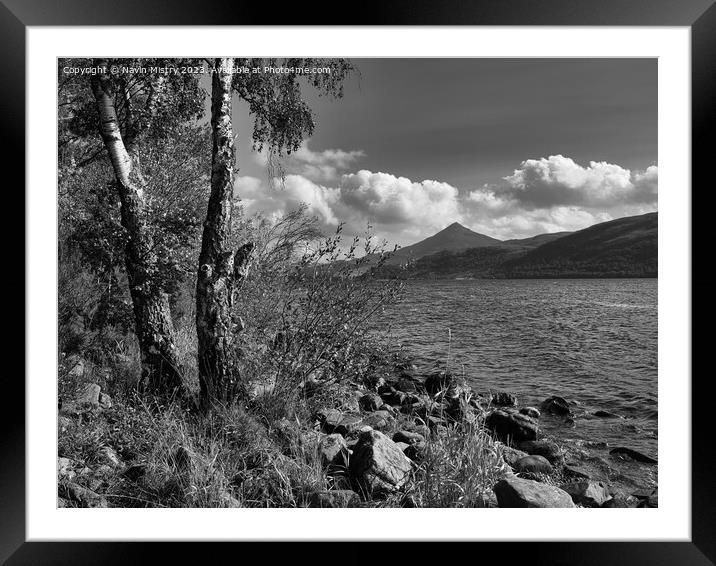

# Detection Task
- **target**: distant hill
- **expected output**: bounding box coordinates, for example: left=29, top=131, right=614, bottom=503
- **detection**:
left=503, top=231, right=572, bottom=248
left=388, top=222, right=505, bottom=264
left=501, top=212, right=657, bottom=278
left=379, top=212, right=657, bottom=279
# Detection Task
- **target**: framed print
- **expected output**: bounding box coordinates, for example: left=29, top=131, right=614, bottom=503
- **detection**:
left=6, top=0, right=712, bottom=563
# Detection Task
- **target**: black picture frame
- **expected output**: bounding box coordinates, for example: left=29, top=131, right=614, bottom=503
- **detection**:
left=5, top=0, right=710, bottom=564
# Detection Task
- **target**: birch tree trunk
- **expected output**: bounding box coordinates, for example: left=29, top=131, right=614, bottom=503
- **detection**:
left=196, top=58, right=254, bottom=407
left=90, top=60, right=183, bottom=394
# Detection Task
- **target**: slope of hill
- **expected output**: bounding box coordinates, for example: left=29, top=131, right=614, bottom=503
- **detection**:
left=503, top=231, right=572, bottom=248
left=501, top=212, right=657, bottom=278
left=380, top=212, right=657, bottom=279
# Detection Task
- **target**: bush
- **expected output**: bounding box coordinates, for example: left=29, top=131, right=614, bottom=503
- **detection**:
left=234, top=208, right=403, bottom=411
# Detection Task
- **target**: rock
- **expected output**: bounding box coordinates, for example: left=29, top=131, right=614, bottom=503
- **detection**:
left=609, top=447, right=657, bottom=464
left=633, top=489, right=658, bottom=508
left=602, top=492, right=639, bottom=508
left=500, top=445, right=529, bottom=467
left=540, top=396, right=572, bottom=416
left=394, top=375, right=422, bottom=394
left=393, top=430, right=426, bottom=446
left=318, top=434, right=349, bottom=468
left=593, top=410, right=622, bottom=419
left=493, top=476, right=575, bottom=508
left=562, top=480, right=611, bottom=507
left=314, top=408, right=344, bottom=432
left=492, top=392, right=518, bottom=407
left=76, top=383, right=101, bottom=409
left=349, top=430, right=413, bottom=494
left=513, top=455, right=553, bottom=475
left=516, top=440, right=564, bottom=465
left=361, top=410, right=395, bottom=432
left=395, top=442, right=410, bottom=452
left=485, top=409, right=538, bottom=442
left=424, top=371, right=455, bottom=396
left=307, top=490, right=361, bottom=508
left=359, top=393, right=383, bottom=412
left=333, top=414, right=364, bottom=436
left=98, top=393, right=113, bottom=410
left=404, top=442, right=426, bottom=462
left=379, top=387, right=406, bottom=407
left=520, top=407, right=541, bottom=419
left=58, top=482, right=107, bottom=508
left=563, top=464, right=591, bottom=480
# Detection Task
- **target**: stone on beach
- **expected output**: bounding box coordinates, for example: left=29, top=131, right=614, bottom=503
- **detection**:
left=493, top=476, right=575, bottom=508
left=349, top=430, right=413, bottom=494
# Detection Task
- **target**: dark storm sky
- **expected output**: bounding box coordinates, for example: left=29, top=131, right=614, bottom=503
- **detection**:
left=230, top=58, right=658, bottom=244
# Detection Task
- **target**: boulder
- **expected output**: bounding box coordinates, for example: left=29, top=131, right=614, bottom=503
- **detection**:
left=359, top=393, right=384, bottom=412
left=333, top=414, right=364, bottom=436
left=562, top=480, right=611, bottom=507
left=540, top=396, right=572, bottom=416
left=593, top=410, right=622, bottom=419
left=349, top=430, right=413, bottom=494
left=500, top=445, right=529, bottom=467
left=485, top=409, right=539, bottom=442
left=379, top=387, right=407, bottom=407
left=493, top=476, right=575, bottom=508
left=513, top=455, right=553, bottom=475
left=318, top=434, right=349, bottom=468
left=516, top=440, right=564, bottom=465
left=424, top=371, right=455, bottom=396
left=313, top=408, right=344, bottom=433
left=492, top=392, right=518, bottom=407
left=307, top=490, right=361, bottom=508
left=602, top=492, right=639, bottom=508
left=361, top=410, right=395, bottom=432
left=609, top=447, right=657, bottom=464
left=394, top=375, right=422, bottom=394
left=520, top=407, right=541, bottom=419
left=393, top=430, right=426, bottom=446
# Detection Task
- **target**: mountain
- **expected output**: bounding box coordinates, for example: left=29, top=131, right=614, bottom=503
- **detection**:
left=388, top=222, right=505, bottom=264
left=503, top=231, right=572, bottom=248
left=501, top=212, right=657, bottom=278
left=380, top=212, right=657, bottom=279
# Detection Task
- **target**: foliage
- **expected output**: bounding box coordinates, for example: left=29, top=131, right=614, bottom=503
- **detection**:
left=232, top=208, right=402, bottom=408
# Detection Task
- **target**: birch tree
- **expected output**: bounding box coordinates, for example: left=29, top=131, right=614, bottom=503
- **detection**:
left=87, top=58, right=204, bottom=393
left=197, top=57, right=354, bottom=408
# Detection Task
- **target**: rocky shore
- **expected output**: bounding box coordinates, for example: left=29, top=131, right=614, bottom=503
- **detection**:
left=57, top=359, right=658, bottom=508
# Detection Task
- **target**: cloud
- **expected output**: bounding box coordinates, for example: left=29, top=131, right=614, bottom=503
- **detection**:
left=254, top=140, right=365, bottom=183
left=235, top=154, right=658, bottom=245
left=497, top=155, right=658, bottom=208
left=339, top=170, right=461, bottom=232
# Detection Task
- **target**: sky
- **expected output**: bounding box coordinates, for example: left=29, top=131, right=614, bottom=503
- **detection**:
left=228, top=58, right=657, bottom=247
